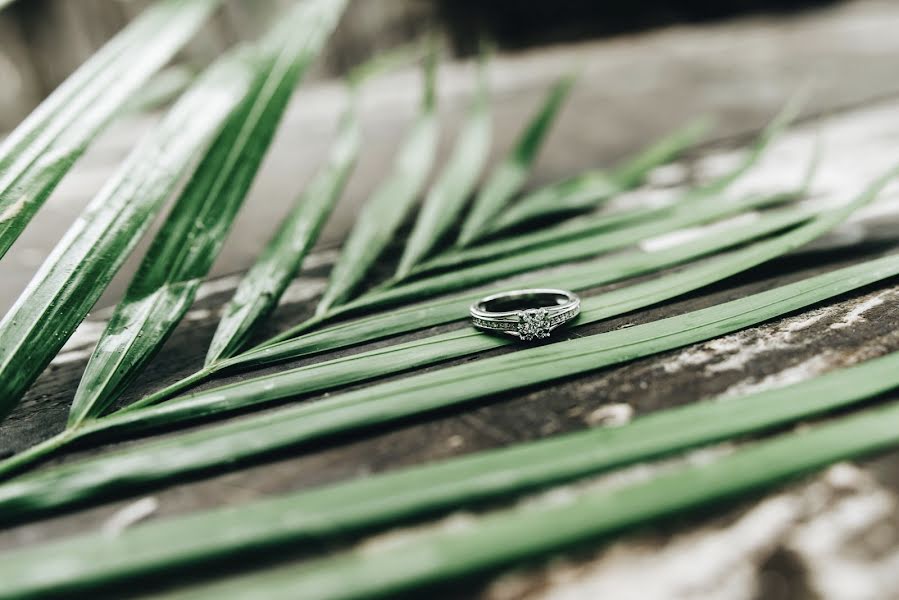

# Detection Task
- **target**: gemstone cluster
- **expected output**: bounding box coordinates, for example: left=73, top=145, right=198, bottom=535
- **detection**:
left=517, top=308, right=551, bottom=341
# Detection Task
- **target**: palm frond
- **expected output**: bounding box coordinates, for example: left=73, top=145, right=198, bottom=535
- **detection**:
left=0, top=46, right=258, bottom=423
left=395, top=49, right=492, bottom=278
left=334, top=188, right=791, bottom=317
left=417, top=99, right=796, bottom=276
left=204, top=42, right=427, bottom=366
left=122, top=136, right=813, bottom=409
left=67, top=0, right=348, bottom=426
left=159, top=390, right=899, bottom=600
left=3, top=237, right=898, bottom=518
left=0, top=0, right=221, bottom=259
left=112, top=159, right=873, bottom=416
left=204, top=91, right=360, bottom=366
left=4, top=340, right=899, bottom=598
left=488, top=117, right=711, bottom=234
left=111, top=206, right=819, bottom=415
left=456, top=73, right=576, bottom=246
left=315, top=44, right=440, bottom=315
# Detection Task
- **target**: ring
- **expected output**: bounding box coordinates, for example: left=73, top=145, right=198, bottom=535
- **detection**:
left=469, top=288, right=580, bottom=341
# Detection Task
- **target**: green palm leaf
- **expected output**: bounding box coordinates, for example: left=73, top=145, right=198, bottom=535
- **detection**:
left=0, top=125, right=817, bottom=475
left=3, top=242, right=898, bottom=519
left=395, top=51, right=492, bottom=279
left=487, top=118, right=710, bottom=234
left=117, top=204, right=819, bottom=414
left=0, top=48, right=259, bottom=423
left=456, top=74, right=576, bottom=246
left=318, top=188, right=792, bottom=320
left=315, top=45, right=440, bottom=315
left=3, top=194, right=814, bottom=446
left=4, top=343, right=899, bottom=598
left=66, top=0, right=348, bottom=426
left=167, top=393, right=899, bottom=600
left=42, top=187, right=805, bottom=422
left=417, top=99, right=796, bottom=277
left=79, top=105, right=798, bottom=416
left=0, top=0, right=221, bottom=260
left=112, top=157, right=862, bottom=416
left=203, top=42, right=424, bottom=365
left=204, top=94, right=361, bottom=366
left=230, top=199, right=817, bottom=371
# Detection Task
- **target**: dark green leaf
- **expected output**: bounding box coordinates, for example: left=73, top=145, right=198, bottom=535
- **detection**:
left=163, top=394, right=899, bottom=600
left=335, top=189, right=793, bottom=316
left=0, top=49, right=258, bottom=423
left=3, top=243, right=898, bottom=519
left=234, top=201, right=815, bottom=371
left=109, top=197, right=816, bottom=414
left=5, top=344, right=899, bottom=598
left=0, top=0, right=221, bottom=259
left=66, top=0, right=347, bottom=426
left=204, top=94, right=361, bottom=365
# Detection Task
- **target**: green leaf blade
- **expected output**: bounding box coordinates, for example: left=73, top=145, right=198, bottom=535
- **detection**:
left=487, top=118, right=711, bottom=234
left=455, top=73, right=575, bottom=246
left=5, top=347, right=898, bottom=599
left=159, top=396, right=899, bottom=600
left=315, top=50, right=440, bottom=315
left=126, top=158, right=865, bottom=420
left=119, top=198, right=818, bottom=413
left=67, top=0, right=348, bottom=424
left=0, top=51, right=257, bottom=424
left=0, top=0, right=222, bottom=260
left=346, top=188, right=793, bottom=314
left=204, top=99, right=361, bottom=365
left=4, top=240, right=898, bottom=520
left=235, top=201, right=815, bottom=372
left=421, top=102, right=793, bottom=277
left=395, top=56, right=491, bottom=278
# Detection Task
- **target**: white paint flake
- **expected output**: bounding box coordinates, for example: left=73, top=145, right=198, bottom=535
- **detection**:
left=101, top=497, right=160, bottom=537
left=829, top=291, right=890, bottom=330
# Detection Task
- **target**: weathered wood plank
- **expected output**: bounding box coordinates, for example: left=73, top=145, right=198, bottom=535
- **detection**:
left=2, top=1, right=899, bottom=597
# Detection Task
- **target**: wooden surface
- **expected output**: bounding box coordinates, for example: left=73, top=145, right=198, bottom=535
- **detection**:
left=7, top=0, right=899, bottom=313
left=3, top=1, right=899, bottom=598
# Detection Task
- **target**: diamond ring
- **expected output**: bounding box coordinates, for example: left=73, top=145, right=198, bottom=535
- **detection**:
left=469, top=288, right=580, bottom=341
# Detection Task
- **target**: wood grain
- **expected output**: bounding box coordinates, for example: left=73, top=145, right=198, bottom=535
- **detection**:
left=2, top=1, right=899, bottom=597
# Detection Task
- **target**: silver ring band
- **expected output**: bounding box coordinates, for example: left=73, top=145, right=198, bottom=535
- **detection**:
left=470, top=288, right=580, bottom=341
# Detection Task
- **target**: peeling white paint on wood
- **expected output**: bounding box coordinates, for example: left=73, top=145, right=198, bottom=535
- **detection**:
left=830, top=290, right=891, bottom=330
left=659, top=288, right=899, bottom=384
left=493, top=464, right=899, bottom=600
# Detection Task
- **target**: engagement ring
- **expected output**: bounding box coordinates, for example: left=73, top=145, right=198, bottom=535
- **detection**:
left=470, top=288, right=580, bottom=341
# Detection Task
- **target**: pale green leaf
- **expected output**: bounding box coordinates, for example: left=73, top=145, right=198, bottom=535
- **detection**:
left=395, top=51, right=491, bottom=278
left=315, top=46, right=440, bottom=315
left=456, top=73, right=575, bottom=246
left=419, top=99, right=797, bottom=276
left=487, top=118, right=711, bottom=234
